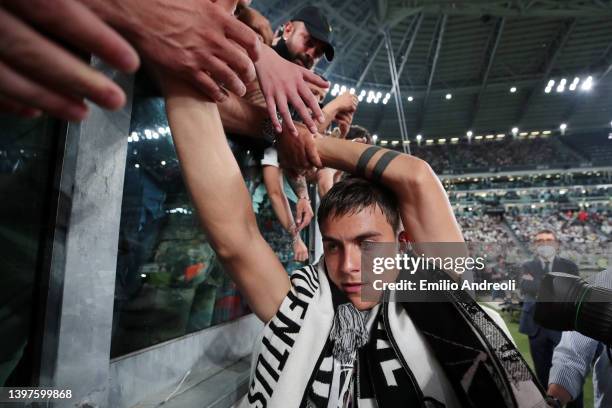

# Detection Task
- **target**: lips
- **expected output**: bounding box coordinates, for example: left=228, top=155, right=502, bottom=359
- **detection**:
left=342, top=283, right=363, bottom=294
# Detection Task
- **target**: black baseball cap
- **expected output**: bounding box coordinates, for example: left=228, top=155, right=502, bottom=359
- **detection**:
left=291, top=6, right=335, bottom=61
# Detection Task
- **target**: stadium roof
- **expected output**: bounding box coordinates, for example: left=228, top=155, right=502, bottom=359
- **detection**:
left=254, top=0, right=612, bottom=144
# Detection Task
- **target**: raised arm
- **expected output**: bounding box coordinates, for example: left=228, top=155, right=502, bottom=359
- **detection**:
left=163, top=77, right=290, bottom=323
left=314, top=135, right=464, bottom=243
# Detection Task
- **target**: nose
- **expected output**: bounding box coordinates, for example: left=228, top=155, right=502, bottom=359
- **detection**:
left=339, top=244, right=361, bottom=277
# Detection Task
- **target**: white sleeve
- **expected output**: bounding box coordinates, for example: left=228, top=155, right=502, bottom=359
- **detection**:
left=261, top=147, right=279, bottom=167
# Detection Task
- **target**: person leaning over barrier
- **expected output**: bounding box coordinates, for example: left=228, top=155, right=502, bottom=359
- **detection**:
left=159, top=68, right=550, bottom=405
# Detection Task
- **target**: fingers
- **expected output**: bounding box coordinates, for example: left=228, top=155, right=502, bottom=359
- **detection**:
left=300, top=76, right=325, bottom=124
left=193, top=71, right=228, bottom=102
left=6, top=0, right=140, bottom=73
left=305, top=136, right=323, bottom=168
left=303, top=69, right=329, bottom=89
left=222, top=10, right=261, bottom=62
left=264, top=95, right=281, bottom=133
left=276, top=94, right=297, bottom=136
left=289, top=91, right=317, bottom=134
left=0, top=60, right=88, bottom=121
left=206, top=55, right=248, bottom=96
left=0, top=8, right=126, bottom=111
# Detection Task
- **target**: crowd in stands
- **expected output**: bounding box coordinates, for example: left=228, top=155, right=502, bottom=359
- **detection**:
left=410, top=137, right=588, bottom=174
left=446, top=172, right=611, bottom=191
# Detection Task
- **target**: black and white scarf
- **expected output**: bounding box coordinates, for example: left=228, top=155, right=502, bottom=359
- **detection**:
left=241, top=260, right=547, bottom=408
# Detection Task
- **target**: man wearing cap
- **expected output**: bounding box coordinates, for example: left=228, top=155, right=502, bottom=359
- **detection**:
left=272, top=5, right=335, bottom=70
left=217, top=5, right=359, bottom=173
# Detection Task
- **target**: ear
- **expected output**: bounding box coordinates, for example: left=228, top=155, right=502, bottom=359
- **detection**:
left=398, top=230, right=411, bottom=243
left=398, top=230, right=411, bottom=253
left=283, top=21, right=294, bottom=39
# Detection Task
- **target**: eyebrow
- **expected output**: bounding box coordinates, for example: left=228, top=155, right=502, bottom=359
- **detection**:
left=322, top=231, right=383, bottom=243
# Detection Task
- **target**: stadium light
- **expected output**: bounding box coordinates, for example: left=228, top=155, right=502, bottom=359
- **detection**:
left=510, top=87, right=517, bottom=93
left=511, top=127, right=519, bottom=135
left=372, top=134, right=378, bottom=142
left=466, top=130, right=473, bottom=138
left=359, top=90, right=366, bottom=97
left=445, top=93, right=452, bottom=100
left=349, top=88, right=356, bottom=95
left=581, top=76, right=593, bottom=91
left=340, top=85, right=347, bottom=94
left=560, top=123, right=567, bottom=135
left=556, top=78, right=567, bottom=93
left=569, top=77, right=580, bottom=91
left=407, top=96, right=414, bottom=102
left=416, top=134, right=422, bottom=140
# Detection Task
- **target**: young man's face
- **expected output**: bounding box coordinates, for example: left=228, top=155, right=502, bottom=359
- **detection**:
left=283, top=21, right=326, bottom=69
left=320, top=205, right=397, bottom=310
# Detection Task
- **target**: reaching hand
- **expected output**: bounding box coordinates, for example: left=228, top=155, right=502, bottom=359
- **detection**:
left=335, top=111, right=354, bottom=138
left=91, top=0, right=261, bottom=102
left=277, top=122, right=322, bottom=170
left=0, top=0, right=140, bottom=120
left=293, top=237, right=309, bottom=262
left=255, top=45, right=329, bottom=136
left=295, top=197, right=313, bottom=231
left=330, top=92, right=358, bottom=115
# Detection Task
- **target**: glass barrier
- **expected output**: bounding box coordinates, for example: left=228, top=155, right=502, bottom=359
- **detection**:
left=111, top=86, right=308, bottom=358
left=0, top=115, right=59, bottom=385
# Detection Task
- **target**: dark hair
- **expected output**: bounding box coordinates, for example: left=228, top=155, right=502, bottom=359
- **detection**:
left=318, top=177, right=400, bottom=231
left=535, top=227, right=557, bottom=240
left=346, top=125, right=372, bottom=144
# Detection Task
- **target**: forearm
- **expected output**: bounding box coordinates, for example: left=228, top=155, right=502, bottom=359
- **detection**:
left=315, top=137, right=463, bottom=243
left=217, top=93, right=267, bottom=137
left=163, top=78, right=255, bottom=256
left=162, top=77, right=289, bottom=321
left=269, top=193, right=298, bottom=235
left=316, top=168, right=335, bottom=197
left=264, top=170, right=298, bottom=236
left=287, top=174, right=309, bottom=199
left=318, top=104, right=337, bottom=133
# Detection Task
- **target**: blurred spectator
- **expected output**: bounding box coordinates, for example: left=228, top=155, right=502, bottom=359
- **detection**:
left=519, top=228, right=581, bottom=405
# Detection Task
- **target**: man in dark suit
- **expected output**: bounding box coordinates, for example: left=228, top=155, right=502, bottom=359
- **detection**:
left=519, top=227, right=582, bottom=407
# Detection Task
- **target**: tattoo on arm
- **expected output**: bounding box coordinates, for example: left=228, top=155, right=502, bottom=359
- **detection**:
left=372, top=150, right=401, bottom=182
left=356, top=147, right=400, bottom=181
left=287, top=174, right=308, bottom=198
left=356, top=146, right=381, bottom=177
